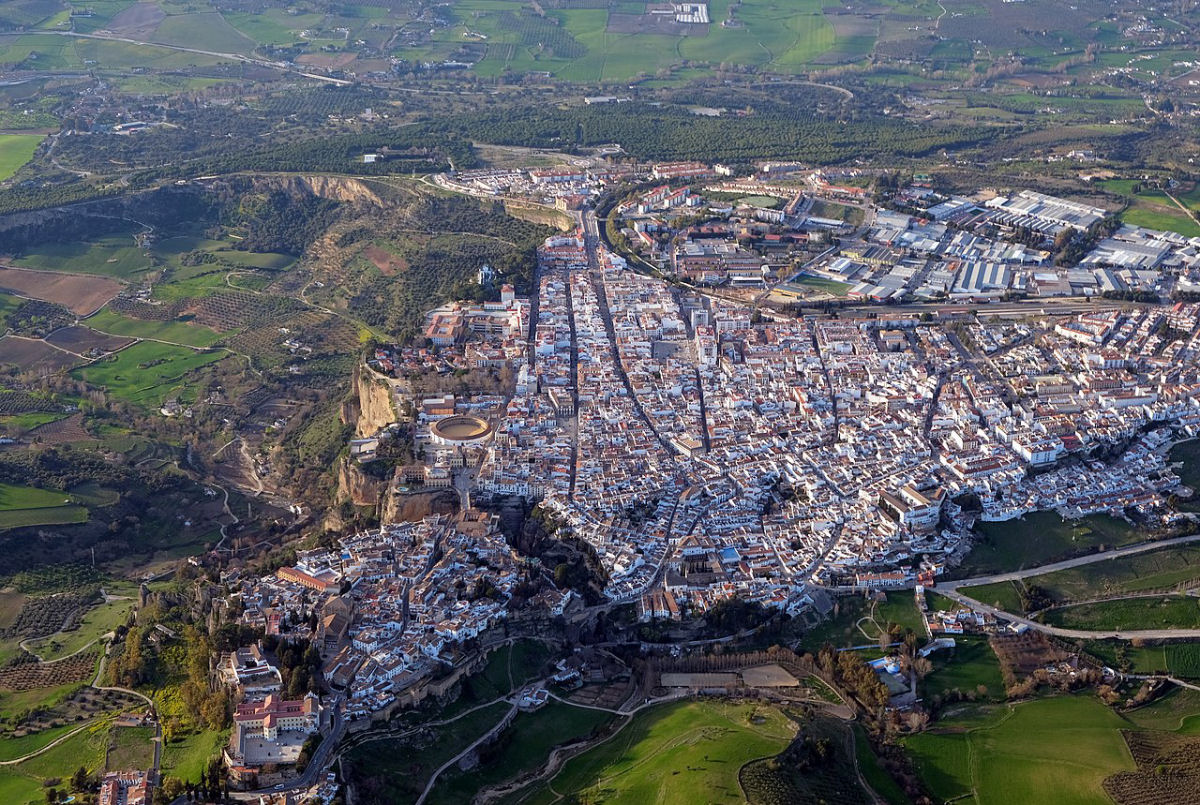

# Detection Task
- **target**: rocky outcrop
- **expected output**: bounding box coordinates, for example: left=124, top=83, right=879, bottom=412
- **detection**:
left=336, top=458, right=387, bottom=507
left=384, top=489, right=459, bottom=523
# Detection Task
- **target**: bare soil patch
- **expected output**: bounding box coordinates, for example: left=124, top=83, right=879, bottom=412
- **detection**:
left=363, top=244, right=408, bottom=276
left=106, top=1, right=166, bottom=38
left=296, top=52, right=359, bottom=69
left=0, top=336, right=83, bottom=373
left=0, top=266, right=122, bottom=315
left=44, top=326, right=134, bottom=355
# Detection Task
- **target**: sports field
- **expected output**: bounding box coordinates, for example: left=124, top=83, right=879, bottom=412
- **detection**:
left=0, top=134, right=43, bottom=181
left=903, top=696, right=1135, bottom=805
left=520, top=700, right=797, bottom=804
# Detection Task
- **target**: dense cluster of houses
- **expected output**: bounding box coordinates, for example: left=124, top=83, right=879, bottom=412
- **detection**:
left=232, top=511, right=564, bottom=720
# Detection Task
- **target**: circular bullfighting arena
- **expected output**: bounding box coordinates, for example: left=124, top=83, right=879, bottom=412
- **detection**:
left=430, top=415, right=493, bottom=446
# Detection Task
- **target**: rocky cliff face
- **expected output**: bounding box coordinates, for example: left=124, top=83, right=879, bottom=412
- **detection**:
left=352, top=366, right=396, bottom=438
left=336, top=457, right=387, bottom=507
left=271, top=174, right=384, bottom=206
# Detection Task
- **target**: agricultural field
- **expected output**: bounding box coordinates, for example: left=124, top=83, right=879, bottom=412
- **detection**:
left=43, top=325, right=134, bottom=355
left=70, top=340, right=225, bottom=407
left=22, top=596, right=135, bottom=662
left=0, top=482, right=88, bottom=532
left=1041, top=596, right=1200, bottom=631
left=0, top=652, right=97, bottom=694
left=953, top=512, right=1142, bottom=578
left=0, top=134, right=42, bottom=181
left=1097, top=179, right=1200, bottom=238
left=0, top=266, right=124, bottom=316
left=86, top=307, right=225, bottom=349
left=903, top=695, right=1136, bottom=805
left=0, top=336, right=82, bottom=374
left=516, top=700, right=797, bottom=805
left=967, top=545, right=1200, bottom=615
left=11, top=232, right=154, bottom=281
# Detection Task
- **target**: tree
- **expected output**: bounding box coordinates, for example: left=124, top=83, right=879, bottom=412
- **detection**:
left=71, top=766, right=89, bottom=792
left=156, top=776, right=185, bottom=805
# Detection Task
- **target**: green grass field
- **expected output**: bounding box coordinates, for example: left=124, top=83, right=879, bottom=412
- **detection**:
left=159, top=728, right=228, bottom=783
left=521, top=700, right=797, bottom=804
left=961, top=580, right=1024, bottom=613
left=0, top=724, right=81, bottom=764
left=0, top=134, right=42, bottom=181
left=12, top=233, right=152, bottom=280
left=1097, top=179, right=1200, bottom=238
left=791, top=274, right=853, bottom=297
left=70, top=341, right=224, bottom=406
left=903, top=696, right=1135, bottom=805
left=105, top=725, right=154, bottom=772
left=972, top=545, right=1200, bottom=612
left=1123, top=686, right=1200, bottom=733
left=0, top=482, right=74, bottom=511
left=0, top=483, right=88, bottom=531
left=0, top=719, right=110, bottom=805
left=151, top=12, right=258, bottom=55
left=954, top=512, right=1141, bottom=578
left=86, top=308, right=225, bottom=348
left=1042, top=596, right=1200, bottom=631
left=921, top=637, right=1005, bottom=703
left=429, top=702, right=613, bottom=804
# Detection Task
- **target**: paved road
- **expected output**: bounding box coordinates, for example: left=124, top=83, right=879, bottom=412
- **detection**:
left=937, top=586, right=1200, bottom=640
left=0, top=29, right=350, bottom=85
left=941, top=533, right=1200, bottom=590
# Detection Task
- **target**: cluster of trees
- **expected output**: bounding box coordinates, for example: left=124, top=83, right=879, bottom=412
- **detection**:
left=263, top=634, right=322, bottom=698
left=423, top=103, right=989, bottom=164
left=1053, top=216, right=1121, bottom=266
left=226, top=189, right=342, bottom=256
left=817, top=643, right=890, bottom=709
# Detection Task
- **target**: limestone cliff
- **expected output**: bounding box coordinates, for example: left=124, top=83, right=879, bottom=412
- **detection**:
left=351, top=366, right=396, bottom=438
left=336, top=457, right=386, bottom=507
